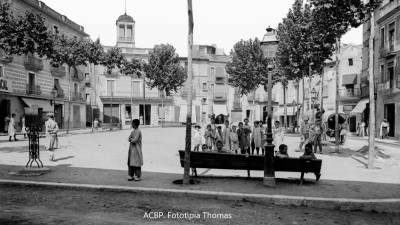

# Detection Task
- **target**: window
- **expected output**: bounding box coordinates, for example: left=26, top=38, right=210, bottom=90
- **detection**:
left=119, top=25, right=125, bottom=39
left=107, top=80, right=115, bottom=96
left=86, top=93, right=90, bottom=104
left=125, top=105, right=132, bottom=119
left=53, top=25, right=59, bottom=34
left=127, top=25, right=132, bottom=39
left=28, top=72, right=35, bottom=87
left=85, top=73, right=89, bottom=79
left=389, top=22, right=395, bottom=51
left=73, top=83, right=78, bottom=96
left=380, top=65, right=385, bottom=83
left=210, top=67, right=215, bottom=80
left=0, top=65, right=3, bottom=77
left=388, top=62, right=394, bottom=88
left=132, top=81, right=141, bottom=97
left=348, top=58, right=353, bottom=66
left=380, top=27, right=385, bottom=49
left=54, top=78, right=60, bottom=90
left=202, top=83, right=207, bottom=91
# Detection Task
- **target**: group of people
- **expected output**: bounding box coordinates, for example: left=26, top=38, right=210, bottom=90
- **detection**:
left=192, top=117, right=285, bottom=156
left=4, top=113, right=26, bottom=141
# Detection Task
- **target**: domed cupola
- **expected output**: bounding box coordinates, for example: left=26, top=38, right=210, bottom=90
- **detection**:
left=116, top=12, right=135, bottom=48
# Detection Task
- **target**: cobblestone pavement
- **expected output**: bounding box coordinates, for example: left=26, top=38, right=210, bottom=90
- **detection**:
left=0, top=127, right=399, bottom=183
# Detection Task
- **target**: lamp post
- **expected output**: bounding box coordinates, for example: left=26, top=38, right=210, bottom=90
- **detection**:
left=311, top=88, right=317, bottom=123
left=260, top=27, right=278, bottom=187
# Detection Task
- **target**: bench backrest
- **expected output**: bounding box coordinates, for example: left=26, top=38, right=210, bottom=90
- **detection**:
left=178, top=150, right=322, bottom=173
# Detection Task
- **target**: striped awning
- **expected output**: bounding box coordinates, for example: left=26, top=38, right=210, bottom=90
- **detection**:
left=350, top=98, right=369, bottom=114
left=342, top=74, right=358, bottom=85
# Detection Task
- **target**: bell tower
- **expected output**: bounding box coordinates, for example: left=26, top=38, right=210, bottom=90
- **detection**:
left=116, top=12, right=135, bottom=49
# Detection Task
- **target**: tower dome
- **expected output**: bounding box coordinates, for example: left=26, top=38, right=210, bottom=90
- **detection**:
left=116, top=13, right=135, bottom=24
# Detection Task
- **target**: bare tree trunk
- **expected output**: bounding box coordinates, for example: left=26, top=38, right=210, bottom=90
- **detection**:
left=183, top=0, right=194, bottom=185
left=66, top=66, right=72, bottom=134
left=368, top=10, right=375, bottom=169
left=320, top=71, right=324, bottom=110
left=302, top=75, right=305, bottom=120
left=309, top=65, right=312, bottom=122
left=335, top=38, right=341, bottom=153
left=283, top=84, right=287, bottom=129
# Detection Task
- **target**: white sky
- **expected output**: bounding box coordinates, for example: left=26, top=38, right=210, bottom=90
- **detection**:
left=44, top=0, right=362, bottom=56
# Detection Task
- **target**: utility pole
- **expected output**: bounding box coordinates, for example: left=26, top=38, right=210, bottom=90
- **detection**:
left=368, top=10, right=376, bottom=169
left=183, top=0, right=194, bottom=185
left=335, top=38, right=341, bottom=153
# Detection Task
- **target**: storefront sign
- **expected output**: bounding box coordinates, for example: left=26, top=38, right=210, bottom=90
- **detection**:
left=0, top=77, right=12, bottom=92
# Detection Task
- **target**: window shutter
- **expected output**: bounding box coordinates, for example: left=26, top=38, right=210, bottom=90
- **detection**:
left=396, top=55, right=400, bottom=88
left=396, top=16, right=400, bottom=43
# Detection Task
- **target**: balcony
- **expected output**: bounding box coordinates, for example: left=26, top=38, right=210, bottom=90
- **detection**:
left=84, top=76, right=91, bottom=87
left=215, top=77, right=225, bottom=84
left=213, top=95, right=227, bottom=102
left=379, top=48, right=396, bottom=59
left=55, top=88, right=65, bottom=98
left=50, top=64, right=66, bottom=78
left=71, top=92, right=84, bottom=101
left=0, top=50, right=13, bottom=63
left=24, top=54, right=43, bottom=71
left=118, top=37, right=133, bottom=42
left=339, top=88, right=361, bottom=102
left=26, top=84, right=41, bottom=95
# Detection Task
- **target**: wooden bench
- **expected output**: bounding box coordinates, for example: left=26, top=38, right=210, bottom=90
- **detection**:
left=178, top=150, right=322, bottom=183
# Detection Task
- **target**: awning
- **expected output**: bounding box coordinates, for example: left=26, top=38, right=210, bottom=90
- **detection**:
left=21, top=97, right=53, bottom=112
left=213, top=104, right=227, bottom=115
left=342, top=74, right=357, bottom=85
left=350, top=98, right=369, bottom=114
left=275, top=106, right=296, bottom=116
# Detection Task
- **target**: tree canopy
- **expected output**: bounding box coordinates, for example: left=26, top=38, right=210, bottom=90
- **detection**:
left=144, top=44, right=186, bottom=96
left=226, top=38, right=271, bottom=96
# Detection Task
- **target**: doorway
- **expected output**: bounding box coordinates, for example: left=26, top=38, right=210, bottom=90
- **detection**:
left=0, top=99, right=10, bottom=132
left=139, top=104, right=151, bottom=125
left=384, top=104, right=395, bottom=137
left=54, top=104, right=63, bottom=129
left=349, top=115, right=357, bottom=133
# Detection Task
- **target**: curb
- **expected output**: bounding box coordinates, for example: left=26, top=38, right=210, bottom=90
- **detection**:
left=1, top=179, right=399, bottom=213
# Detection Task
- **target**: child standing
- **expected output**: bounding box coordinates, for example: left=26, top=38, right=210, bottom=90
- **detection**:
left=230, top=125, right=239, bottom=154
left=252, top=121, right=262, bottom=155
left=222, top=120, right=231, bottom=151
left=204, top=124, right=215, bottom=150
left=216, top=126, right=223, bottom=144
left=193, top=125, right=202, bottom=151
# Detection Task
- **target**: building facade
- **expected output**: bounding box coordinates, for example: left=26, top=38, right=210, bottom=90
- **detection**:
left=0, top=0, right=89, bottom=132
left=178, top=45, right=231, bottom=125
left=362, top=0, right=400, bottom=139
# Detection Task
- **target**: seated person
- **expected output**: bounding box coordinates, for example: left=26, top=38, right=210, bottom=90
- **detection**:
left=300, top=143, right=317, bottom=160
left=201, top=144, right=209, bottom=152
left=276, top=144, right=289, bottom=158
left=211, top=140, right=230, bottom=153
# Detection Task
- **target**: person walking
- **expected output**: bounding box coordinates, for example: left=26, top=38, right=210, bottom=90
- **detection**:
left=380, top=119, right=390, bottom=139
left=8, top=113, right=17, bottom=142
left=273, top=121, right=284, bottom=148
left=360, top=121, right=366, bottom=137
left=128, top=119, right=143, bottom=181
left=45, top=114, right=59, bottom=161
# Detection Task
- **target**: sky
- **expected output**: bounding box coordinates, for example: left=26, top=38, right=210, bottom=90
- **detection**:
left=44, top=0, right=362, bottom=56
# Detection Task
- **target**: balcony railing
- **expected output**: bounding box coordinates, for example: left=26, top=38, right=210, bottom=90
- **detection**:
left=56, top=88, right=65, bottom=98
left=0, top=50, right=13, bottom=63
left=71, top=92, right=84, bottom=101
left=379, top=48, right=396, bottom=58
left=24, top=54, right=43, bottom=71
left=339, top=88, right=361, bottom=98
left=26, top=84, right=41, bottom=95
left=50, top=64, right=66, bottom=78
left=214, top=95, right=227, bottom=102
left=118, top=37, right=133, bottom=42
left=215, top=77, right=225, bottom=84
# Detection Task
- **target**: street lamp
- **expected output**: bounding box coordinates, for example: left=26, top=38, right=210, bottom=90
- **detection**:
left=311, top=88, right=318, bottom=122
left=260, top=26, right=278, bottom=187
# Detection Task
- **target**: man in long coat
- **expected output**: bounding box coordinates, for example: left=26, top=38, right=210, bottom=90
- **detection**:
left=128, top=119, right=143, bottom=181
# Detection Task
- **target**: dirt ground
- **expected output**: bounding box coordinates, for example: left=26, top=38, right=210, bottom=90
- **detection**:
left=0, top=185, right=399, bottom=225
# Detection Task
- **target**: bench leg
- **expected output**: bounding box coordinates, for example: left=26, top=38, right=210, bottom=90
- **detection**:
left=247, top=170, right=250, bottom=178
left=315, top=173, right=321, bottom=181
left=300, top=172, right=304, bottom=185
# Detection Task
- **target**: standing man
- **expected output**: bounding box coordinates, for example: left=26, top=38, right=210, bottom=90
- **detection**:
left=313, top=120, right=323, bottom=154
left=8, top=113, right=17, bottom=142
left=298, top=116, right=311, bottom=152
left=237, top=122, right=249, bottom=154
left=128, top=119, right=143, bottom=181
left=45, top=114, right=59, bottom=161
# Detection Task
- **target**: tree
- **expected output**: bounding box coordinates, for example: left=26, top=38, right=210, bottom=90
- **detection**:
left=183, top=0, right=194, bottom=185
left=0, top=2, right=54, bottom=57
left=102, top=47, right=125, bottom=73
left=310, top=0, right=381, bottom=154
left=226, top=38, right=269, bottom=96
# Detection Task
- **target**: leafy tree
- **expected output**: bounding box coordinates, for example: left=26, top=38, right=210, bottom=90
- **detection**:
left=144, top=44, right=186, bottom=96
left=226, top=38, right=270, bottom=96
left=85, top=38, right=104, bottom=65
left=0, top=2, right=54, bottom=57
left=121, top=58, right=144, bottom=77
left=102, top=47, right=125, bottom=74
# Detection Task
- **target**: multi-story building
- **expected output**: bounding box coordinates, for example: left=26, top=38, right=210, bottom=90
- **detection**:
left=178, top=45, right=231, bottom=125
left=361, top=0, right=400, bottom=139
left=91, top=12, right=175, bottom=128
left=0, top=0, right=89, bottom=132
